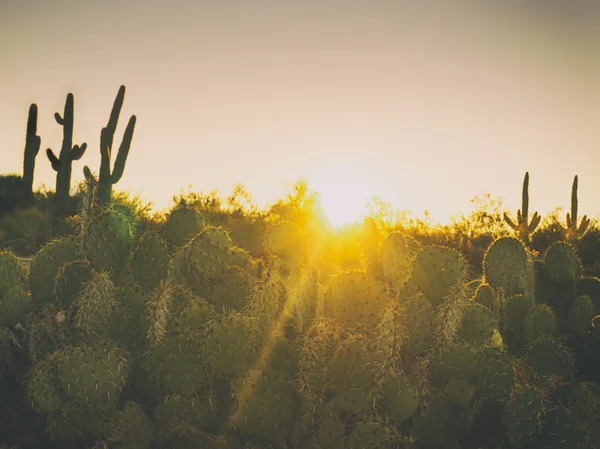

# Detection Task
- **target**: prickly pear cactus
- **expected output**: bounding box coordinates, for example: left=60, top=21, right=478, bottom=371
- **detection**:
left=569, top=295, right=596, bottom=339
left=412, top=246, right=466, bottom=306
left=323, top=271, right=388, bottom=332
left=483, top=237, right=532, bottom=295
left=130, top=231, right=170, bottom=289
left=54, top=259, right=93, bottom=308
left=107, top=401, right=154, bottom=449
left=544, top=242, right=582, bottom=283
left=163, top=207, right=205, bottom=247
left=83, top=210, right=133, bottom=275
left=379, top=232, right=413, bottom=291
left=29, top=236, right=82, bottom=306
left=457, top=303, right=497, bottom=347
left=264, top=221, right=305, bottom=259
left=377, top=373, right=420, bottom=423
left=58, top=344, right=130, bottom=407
left=503, top=387, right=545, bottom=448
left=233, top=369, right=296, bottom=448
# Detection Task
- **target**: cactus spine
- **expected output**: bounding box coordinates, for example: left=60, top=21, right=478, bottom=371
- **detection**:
left=561, top=175, right=590, bottom=242
left=503, top=172, right=540, bottom=243
left=22, top=103, right=41, bottom=206
left=97, top=85, right=137, bottom=206
left=46, top=93, right=88, bottom=216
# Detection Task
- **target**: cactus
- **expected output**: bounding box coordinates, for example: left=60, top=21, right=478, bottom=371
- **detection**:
left=561, top=175, right=590, bottom=242
left=83, top=210, right=133, bottom=275
left=97, top=85, right=137, bottom=206
left=503, top=172, right=541, bottom=243
left=524, top=304, right=558, bottom=343
left=130, top=231, right=170, bottom=290
left=21, top=103, right=41, bottom=206
left=503, top=387, right=545, bottom=448
left=378, top=373, right=420, bottom=423
left=46, top=93, right=88, bottom=216
left=483, top=237, right=533, bottom=296
left=57, top=344, right=130, bottom=407
left=81, top=165, right=96, bottom=230
left=544, top=242, right=582, bottom=283
left=569, top=295, right=596, bottom=339
left=107, top=402, right=154, bottom=449
left=411, top=246, right=466, bottom=306
left=163, top=207, right=205, bottom=247
left=323, top=271, right=388, bottom=332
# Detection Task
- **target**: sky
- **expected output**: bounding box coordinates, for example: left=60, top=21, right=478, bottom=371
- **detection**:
left=1, top=1, right=600, bottom=224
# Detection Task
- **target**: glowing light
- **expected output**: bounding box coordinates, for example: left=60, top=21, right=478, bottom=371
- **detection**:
left=308, top=172, right=379, bottom=227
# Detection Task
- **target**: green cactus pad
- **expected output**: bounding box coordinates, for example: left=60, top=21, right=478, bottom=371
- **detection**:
left=154, top=392, right=215, bottom=434
left=472, top=282, right=500, bottom=316
left=107, top=401, right=154, bottom=448
left=146, top=332, right=208, bottom=397
left=202, top=314, right=257, bottom=379
left=569, top=295, right=596, bottom=339
left=323, top=271, right=388, bottom=332
left=346, top=421, right=398, bottom=449
left=444, top=377, right=476, bottom=407
left=544, top=242, right=582, bottom=283
left=163, top=208, right=205, bottom=247
left=29, top=236, right=82, bottom=306
left=0, top=251, right=27, bottom=293
left=524, top=304, right=558, bottom=343
left=378, top=373, right=420, bottom=423
left=474, top=347, right=515, bottom=400
left=412, top=246, right=466, bottom=305
left=58, top=345, right=130, bottom=406
left=457, top=303, right=497, bottom=346
left=503, top=294, right=534, bottom=337
left=83, top=210, right=133, bottom=275
left=504, top=387, right=544, bottom=448
left=0, top=284, right=33, bottom=328
left=524, top=338, right=574, bottom=379
left=130, top=231, right=170, bottom=290
left=380, top=232, right=413, bottom=291
left=399, top=287, right=439, bottom=354
left=27, top=356, right=66, bottom=413
left=233, top=370, right=296, bottom=448
left=483, top=237, right=531, bottom=294
left=54, top=259, right=93, bottom=308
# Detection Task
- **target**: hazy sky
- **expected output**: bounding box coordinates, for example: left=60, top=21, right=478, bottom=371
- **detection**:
left=1, top=1, right=600, bottom=224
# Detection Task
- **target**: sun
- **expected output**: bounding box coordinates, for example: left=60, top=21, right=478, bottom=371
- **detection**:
left=309, top=174, right=377, bottom=227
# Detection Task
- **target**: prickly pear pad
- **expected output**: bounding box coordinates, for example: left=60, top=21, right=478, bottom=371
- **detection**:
left=83, top=211, right=133, bottom=274
left=544, top=242, right=582, bottom=283
left=163, top=208, right=205, bottom=247
left=58, top=345, right=130, bottom=407
left=323, top=271, right=388, bottom=332
left=483, top=237, right=531, bottom=295
left=412, top=246, right=466, bottom=306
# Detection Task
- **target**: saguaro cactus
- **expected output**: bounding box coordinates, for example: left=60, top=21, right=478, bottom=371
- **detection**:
left=561, top=175, right=590, bottom=242
left=503, top=172, right=540, bottom=243
left=46, top=93, right=88, bottom=216
left=22, top=103, right=41, bottom=206
left=97, top=85, right=137, bottom=206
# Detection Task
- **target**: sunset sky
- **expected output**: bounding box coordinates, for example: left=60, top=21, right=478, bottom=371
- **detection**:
left=1, top=1, right=599, bottom=224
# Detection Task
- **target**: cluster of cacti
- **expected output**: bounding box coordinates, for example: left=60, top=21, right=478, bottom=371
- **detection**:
left=0, top=201, right=598, bottom=449
left=0, top=85, right=135, bottom=220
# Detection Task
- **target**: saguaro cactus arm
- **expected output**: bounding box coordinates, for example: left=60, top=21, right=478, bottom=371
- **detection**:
left=97, top=85, right=137, bottom=205
left=22, top=103, right=41, bottom=205
left=562, top=175, right=590, bottom=241
left=503, top=171, right=540, bottom=242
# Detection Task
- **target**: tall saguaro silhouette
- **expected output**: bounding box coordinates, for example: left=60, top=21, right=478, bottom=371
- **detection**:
left=22, top=103, right=41, bottom=206
left=97, top=85, right=137, bottom=206
left=46, top=93, right=88, bottom=216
